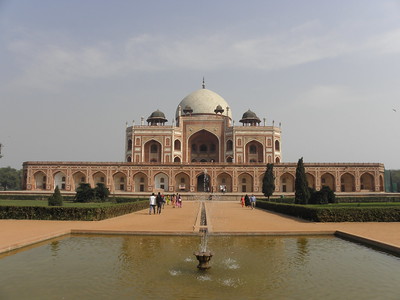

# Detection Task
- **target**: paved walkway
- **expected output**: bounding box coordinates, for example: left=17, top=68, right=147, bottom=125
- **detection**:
left=1, top=201, right=400, bottom=255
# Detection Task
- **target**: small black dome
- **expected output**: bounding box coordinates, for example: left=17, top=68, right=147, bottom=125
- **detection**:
left=240, top=109, right=261, bottom=124
left=149, top=109, right=166, bottom=119
left=214, top=104, right=224, bottom=114
left=147, top=109, right=167, bottom=124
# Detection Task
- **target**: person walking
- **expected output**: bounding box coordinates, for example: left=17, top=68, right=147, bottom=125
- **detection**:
left=149, top=193, right=156, bottom=215
left=172, top=194, right=176, bottom=208
left=250, top=194, right=256, bottom=209
left=244, top=194, right=250, bottom=207
left=240, top=195, right=245, bottom=207
left=177, top=193, right=182, bottom=208
left=156, top=192, right=163, bottom=214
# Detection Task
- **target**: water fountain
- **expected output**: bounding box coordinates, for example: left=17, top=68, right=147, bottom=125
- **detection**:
left=193, top=201, right=213, bottom=270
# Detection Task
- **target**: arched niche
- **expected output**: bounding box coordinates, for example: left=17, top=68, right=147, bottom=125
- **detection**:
left=189, top=130, right=219, bottom=162
left=321, top=173, right=335, bottom=191
left=245, top=140, right=263, bottom=163
left=280, top=173, right=294, bottom=192
left=340, top=173, right=355, bottom=192
left=360, top=172, right=375, bottom=191
left=197, top=172, right=211, bottom=192
left=133, top=172, right=148, bottom=192
left=216, top=172, right=232, bottom=192
left=144, top=140, right=162, bottom=163
left=72, top=171, right=86, bottom=191
left=175, top=172, right=190, bottom=192
left=238, top=173, right=253, bottom=193
left=154, top=172, right=169, bottom=192
left=113, top=172, right=127, bottom=192
left=34, top=171, right=47, bottom=190
left=54, top=171, right=67, bottom=190
left=306, top=173, right=315, bottom=189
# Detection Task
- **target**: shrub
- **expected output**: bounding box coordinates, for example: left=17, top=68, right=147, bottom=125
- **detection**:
left=74, top=183, right=95, bottom=203
left=0, top=200, right=149, bottom=221
left=256, top=200, right=400, bottom=222
left=309, top=186, right=336, bottom=204
left=48, top=186, right=63, bottom=206
left=94, top=183, right=110, bottom=202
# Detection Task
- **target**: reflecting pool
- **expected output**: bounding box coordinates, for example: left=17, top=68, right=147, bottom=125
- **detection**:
left=0, top=235, right=399, bottom=299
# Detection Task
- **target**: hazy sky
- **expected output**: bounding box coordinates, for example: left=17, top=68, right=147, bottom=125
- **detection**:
left=1, top=0, right=400, bottom=169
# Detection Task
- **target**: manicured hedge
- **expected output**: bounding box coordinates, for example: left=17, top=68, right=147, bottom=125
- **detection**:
left=256, top=200, right=400, bottom=222
left=0, top=200, right=148, bottom=221
left=0, top=194, right=74, bottom=201
left=336, top=196, right=400, bottom=203
left=263, top=196, right=400, bottom=204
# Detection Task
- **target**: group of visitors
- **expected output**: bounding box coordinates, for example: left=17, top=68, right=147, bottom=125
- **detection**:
left=240, top=194, right=256, bottom=209
left=149, top=192, right=183, bottom=215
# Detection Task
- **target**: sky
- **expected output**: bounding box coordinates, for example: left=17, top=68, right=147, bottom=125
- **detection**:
left=0, top=0, right=400, bottom=169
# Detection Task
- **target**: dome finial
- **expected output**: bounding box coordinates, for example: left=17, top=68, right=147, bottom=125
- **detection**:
left=202, top=77, right=205, bottom=89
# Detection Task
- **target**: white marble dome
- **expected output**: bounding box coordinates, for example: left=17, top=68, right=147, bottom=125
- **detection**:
left=175, top=88, right=232, bottom=119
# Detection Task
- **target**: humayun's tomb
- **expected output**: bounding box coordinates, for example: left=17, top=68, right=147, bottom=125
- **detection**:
left=22, top=81, right=385, bottom=195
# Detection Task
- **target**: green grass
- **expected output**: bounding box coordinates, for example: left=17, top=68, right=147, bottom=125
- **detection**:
left=0, top=199, right=116, bottom=208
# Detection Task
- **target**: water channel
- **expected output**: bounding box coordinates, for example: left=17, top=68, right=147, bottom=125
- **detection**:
left=0, top=234, right=399, bottom=299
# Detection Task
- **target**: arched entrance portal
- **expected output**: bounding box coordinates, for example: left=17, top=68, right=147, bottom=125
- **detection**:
left=189, top=130, right=219, bottom=162
left=197, top=173, right=211, bottom=192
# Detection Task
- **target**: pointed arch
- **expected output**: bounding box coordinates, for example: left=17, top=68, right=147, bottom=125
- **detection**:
left=226, top=140, right=233, bottom=151
left=245, top=140, right=263, bottom=163
left=175, top=172, right=190, bottom=192
left=321, top=172, right=335, bottom=191
left=93, top=171, right=107, bottom=186
left=54, top=171, right=67, bottom=190
left=280, top=172, right=294, bottom=192
left=306, top=173, right=315, bottom=189
left=174, top=139, right=181, bottom=150
left=113, top=172, right=127, bottom=192
left=341, top=173, right=355, bottom=192
left=34, top=171, right=47, bottom=190
left=154, top=172, right=169, bottom=191
left=72, top=171, right=86, bottom=191
left=275, top=140, right=280, bottom=151
left=360, top=172, right=375, bottom=191
left=216, top=172, right=232, bottom=192
left=133, top=172, right=148, bottom=192
left=188, top=130, right=219, bottom=162
left=196, top=172, right=211, bottom=192
left=238, top=173, right=253, bottom=193
left=144, top=140, right=162, bottom=163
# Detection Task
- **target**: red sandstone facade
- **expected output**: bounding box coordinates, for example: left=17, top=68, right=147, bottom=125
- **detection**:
left=22, top=85, right=385, bottom=194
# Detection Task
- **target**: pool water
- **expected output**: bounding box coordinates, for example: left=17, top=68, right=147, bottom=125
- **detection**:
left=0, top=235, right=399, bottom=299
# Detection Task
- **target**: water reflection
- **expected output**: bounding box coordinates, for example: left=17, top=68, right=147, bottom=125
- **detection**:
left=0, top=235, right=400, bottom=300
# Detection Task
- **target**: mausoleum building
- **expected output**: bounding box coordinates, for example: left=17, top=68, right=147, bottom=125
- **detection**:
left=23, top=82, right=385, bottom=194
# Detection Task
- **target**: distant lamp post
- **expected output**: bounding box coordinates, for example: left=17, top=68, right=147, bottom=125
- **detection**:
left=0, top=143, right=3, bottom=159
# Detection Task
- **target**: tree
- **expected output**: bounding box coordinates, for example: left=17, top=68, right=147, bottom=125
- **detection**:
left=309, top=186, right=336, bottom=204
left=74, top=183, right=95, bottom=203
left=262, top=163, right=275, bottom=200
left=295, top=157, right=310, bottom=204
left=94, top=183, right=110, bottom=202
left=48, top=186, right=63, bottom=206
left=0, top=167, right=21, bottom=190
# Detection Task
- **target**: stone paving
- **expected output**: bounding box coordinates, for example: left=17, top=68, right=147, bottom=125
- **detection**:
left=1, top=201, right=400, bottom=255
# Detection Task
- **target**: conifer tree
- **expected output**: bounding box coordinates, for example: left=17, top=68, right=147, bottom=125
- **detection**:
left=295, top=157, right=310, bottom=204
left=262, top=163, right=275, bottom=200
left=48, top=186, right=63, bottom=206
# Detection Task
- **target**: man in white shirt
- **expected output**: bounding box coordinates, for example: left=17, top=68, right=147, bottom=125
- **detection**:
left=149, top=193, right=156, bottom=215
